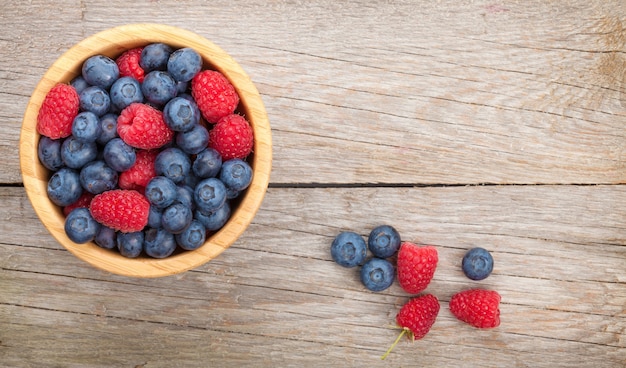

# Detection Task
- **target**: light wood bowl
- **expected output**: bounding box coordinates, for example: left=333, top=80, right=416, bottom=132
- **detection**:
left=19, top=24, right=272, bottom=278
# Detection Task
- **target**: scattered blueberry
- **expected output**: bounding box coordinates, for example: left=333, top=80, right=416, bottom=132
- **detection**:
left=175, top=185, right=195, bottom=210
left=176, top=124, right=209, bottom=154
left=147, top=205, right=163, bottom=229
left=360, top=258, right=395, bottom=292
left=79, top=86, right=111, bottom=116
left=192, top=148, right=222, bottom=178
left=155, top=147, right=191, bottom=183
left=194, top=178, right=227, bottom=214
left=145, top=176, right=178, bottom=209
left=161, top=203, right=193, bottom=234
left=79, top=160, right=118, bottom=194
left=367, top=225, right=401, bottom=259
left=38, top=136, right=64, bottom=171
left=167, top=47, right=203, bottom=82
left=94, top=226, right=117, bottom=249
left=144, top=228, right=177, bottom=258
left=82, top=55, right=119, bottom=89
left=175, top=219, right=206, bottom=250
left=140, top=43, right=173, bottom=72
left=97, top=113, right=118, bottom=145
left=72, top=111, right=102, bottom=142
left=330, top=231, right=367, bottom=268
left=117, top=231, right=144, bottom=258
left=70, top=75, right=89, bottom=95
left=61, top=136, right=98, bottom=169
left=64, top=207, right=100, bottom=244
left=195, top=201, right=230, bottom=231
left=163, top=97, right=200, bottom=132
left=462, top=247, right=494, bottom=280
left=103, top=138, right=136, bottom=172
left=110, top=76, right=143, bottom=111
left=220, top=159, right=253, bottom=192
left=142, top=70, right=177, bottom=105
left=47, top=167, right=82, bottom=206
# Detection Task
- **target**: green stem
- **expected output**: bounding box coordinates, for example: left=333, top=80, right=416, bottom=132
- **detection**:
left=381, top=328, right=407, bottom=360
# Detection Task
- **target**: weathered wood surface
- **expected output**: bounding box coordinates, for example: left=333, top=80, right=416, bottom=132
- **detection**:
left=1, top=0, right=625, bottom=367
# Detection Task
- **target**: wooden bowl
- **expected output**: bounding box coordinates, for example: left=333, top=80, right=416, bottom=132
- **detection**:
left=19, top=24, right=272, bottom=278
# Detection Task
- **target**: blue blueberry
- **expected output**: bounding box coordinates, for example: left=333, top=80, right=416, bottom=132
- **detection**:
left=167, top=47, right=203, bottom=82
left=144, top=228, right=177, bottom=258
left=110, top=76, right=143, bottom=111
left=193, top=178, right=227, bottom=214
left=367, top=225, right=401, bottom=259
left=38, top=136, right=64, bottom=171
left=462, top=247, right=494, bottom=280
left=147, top=206, right=163, bottom=229
left=70, top=75, right=90, bottom=95
left=194, top=201, right=230, bottom=231
left=145, top=176, right=178, bottom=209
left=79, top=86, right=111, bottom=117
left=176, top=81, right=189, bottom=95
left=161, top=203, right=193, bottom=234
left=192, top=148, right=222, bottom=178
left=220, top=159, right=253, bottom=192
left=97, top=113, right=118, bottom=145
left=360, top=258, right=395, bottom=292
left=117, top=231, right=144, bottom=258
left=155, top=147, right=191, bottom=183
left=140, top=43, right=173, bottom=72
left=176, top=124, right=209, bottom=155
left=175, top=185, right=195, bottom=210
left=79, top=160, right=118, bottom=194
left=103, top=138, right=136, bottom=172
left=64, top=207, right=100, bottom=244
left=47, top=167, right=82, bottom=206
left=330, top=231, right=367, bottom=268
left=82, top=55, right=119, bottom=90
left=142, top=70, right=177, bottom=106
left=94, top=226, right=117, bottom=249
left=175, top=219, right=206, bottom=250
left=163, top=96, right=200, bottom=132
left=61, top=136, right=97, bottom=169
left=72, top=111, right=102, bottom=142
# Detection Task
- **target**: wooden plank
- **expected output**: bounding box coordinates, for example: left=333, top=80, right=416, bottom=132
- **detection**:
left=1, top=186, right=624, bottom=367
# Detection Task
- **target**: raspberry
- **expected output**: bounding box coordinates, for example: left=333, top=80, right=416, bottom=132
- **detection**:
left=118, top=149, right=158, bottom=192
left=63, top=191, right=95, bottom=216
left=191, top=70, right=239, bottom=123
left=382, top=294, right=440, bottom=359
left=117, top=103, right=174, bottom=149
left=209, top=114, right=253, bottom=160
left=36, top=83, right=80, bottom=139
left=89, top=189, right=150, bottom=233
left=396, top=242, right=438, bottom=294
left=449, top=289, right=501, bottom=329
left=116, top=47, right=145, bottom=83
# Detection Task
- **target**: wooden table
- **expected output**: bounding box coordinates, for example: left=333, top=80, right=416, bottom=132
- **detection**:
left=2, top=1, right=625, bottom=367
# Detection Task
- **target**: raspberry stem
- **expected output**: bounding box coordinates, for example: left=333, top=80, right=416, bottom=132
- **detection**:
left=381, top=328, right=408, bottom=360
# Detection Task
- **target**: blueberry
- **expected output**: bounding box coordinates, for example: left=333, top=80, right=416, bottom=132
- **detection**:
left=82, top=55, right=119, bottom=89
left=155, top=147, right=191, bottom=183
left=47, top=167, right=82, bottom=206
left=97, top=113, right=118, bottom=145
left=175, top=219, right=206, bottom=250
left=167, top=47, right=203, bottom=82
left=175, top=185, right=195, bottom=210
left=79, top=86, right=111, bottom=117
left=38, top=136, right=64, bottom=171
left=367, top=225, right=401, bottom=259
left=163, top=96, right=200, bottom=132
left=64, top=207, right=100, bottom=244
left=194, top=201, right=230, bottom=231
left=144, top=228, right=177, bottom=258
left=176, top=81, right=189, bottom=95
left=110, top=76, right=143, bottom=111
left=61, top=136, right=97, bottom=169
left=194, top=178, right=227, bottom=214
left=140, top=43, right=173, bottom=72
left=79, top=160, right=118, bottom=194
left=103, top=138, right=136, bottom=172
left=192, top=148, right=222, bottom=178
left=117, top=231, right=144, bottom=258
left=220, top=159, right=253, bottom=192
left=147, top=206, right=163, bottom=228
left=70, top=75, right=90, bottom=95
left=462, top=247, right=494, bottom=280
left=145, top=176, right=178, bottom=209
left=330, top=231, right=367, bottom=268
left=161, top=203, right=193, bottom=234
left=72, top=111, right=102, bottom=142
left=360, top=258, right=395, bottom=292
left=142, top=70, right=177, bottom=106
left=176, top=124, right=209, bottom=155
left=94, top=226, right=117, bottom=249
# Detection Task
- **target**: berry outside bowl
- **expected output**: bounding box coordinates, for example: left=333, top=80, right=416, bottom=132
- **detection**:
left=19, top=24, right=272, bottom=278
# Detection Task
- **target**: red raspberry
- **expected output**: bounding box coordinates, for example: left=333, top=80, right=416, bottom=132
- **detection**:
left=118, top=149, right=158, bottom=192
left=63, top=192, right=95, bottom=216
left=116, top=47, right=145, bottom=83
left=209, top=114, right=253, bottom=160
left=36, top=83, right=79, bottom=139
left=117, top=103, right=174, bottom=149
left=382, top=294, right=440, bottom=359
left=191, top=70, right=239, bottom=124
left=396, top=242, right=438, bottom=294
left=449, top=289, right=501, bottom=329
left=89, top=189, right=150, bottom=233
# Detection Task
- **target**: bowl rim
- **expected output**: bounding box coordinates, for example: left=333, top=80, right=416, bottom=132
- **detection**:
left=19, top=23, right=272, bottom=278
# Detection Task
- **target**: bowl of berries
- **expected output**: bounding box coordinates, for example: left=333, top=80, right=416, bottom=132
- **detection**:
left=19, top=24, right=272, bottom=277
